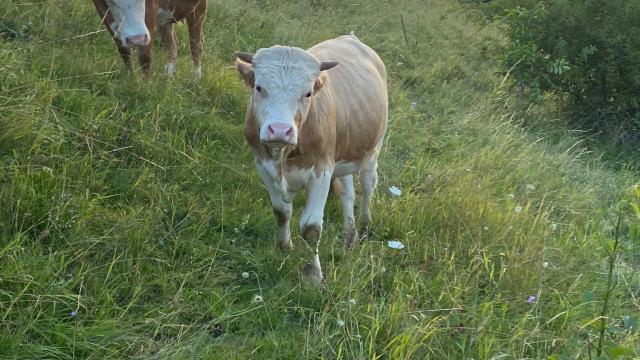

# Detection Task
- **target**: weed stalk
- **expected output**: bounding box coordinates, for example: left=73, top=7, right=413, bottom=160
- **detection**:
left=596, top=205, right=623, bottom=356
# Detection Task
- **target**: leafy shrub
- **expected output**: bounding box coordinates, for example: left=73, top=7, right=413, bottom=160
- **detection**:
left=501, top=0, right=640, bottom=134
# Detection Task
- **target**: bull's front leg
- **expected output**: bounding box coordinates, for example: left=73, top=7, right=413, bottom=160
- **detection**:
left=256, top=159, right=293, bottom=250
left=300, top=168, right=333, bottom=286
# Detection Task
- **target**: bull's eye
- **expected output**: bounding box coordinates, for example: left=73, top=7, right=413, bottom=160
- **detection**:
left=305, top=92, right=312, bottom=98
left=255, top=86, right=262, bottom=92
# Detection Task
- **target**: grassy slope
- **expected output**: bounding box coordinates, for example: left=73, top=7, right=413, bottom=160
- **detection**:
left=1, top=0, right=638, bottom=358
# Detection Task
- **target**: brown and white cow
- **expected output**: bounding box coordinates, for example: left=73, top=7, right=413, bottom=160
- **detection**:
left=235, top=34, right=388, bottom=285
left=92, top=0, right=207, bottom=78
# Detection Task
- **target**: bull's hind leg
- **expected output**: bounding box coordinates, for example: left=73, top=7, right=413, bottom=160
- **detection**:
left=359, top=158, right=379, bottom=230
left=334, top=175, right=359, bottom=247
left=300, top=169, right=333, bottom=286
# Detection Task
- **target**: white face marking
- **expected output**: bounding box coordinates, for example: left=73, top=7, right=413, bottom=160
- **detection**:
left=251, top=46, right=320, bottom=145
left=106, top=0, right=149, bottom=46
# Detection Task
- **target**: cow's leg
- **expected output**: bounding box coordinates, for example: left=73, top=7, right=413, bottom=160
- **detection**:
left=92, top=1, right=133, bottom=72
left=359, top=159, right=378, bottom=229
left=138, top=44, right=153, bottom=74
left=114, top=40, right=134, bottom=72
left=159, top=22, right=178, bottom=76
left=335, top=175, right=358, bottom=247
left=300, top=169, right=333, bottom=286
left=256, top=160, right=293, bottom=250
left=186, top=0, right=206, bottom=79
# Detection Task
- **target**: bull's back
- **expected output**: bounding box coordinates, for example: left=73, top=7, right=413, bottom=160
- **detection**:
left=308, top=35, right=388, bottom=163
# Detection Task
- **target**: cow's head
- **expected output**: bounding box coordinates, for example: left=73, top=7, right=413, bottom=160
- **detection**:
left=106, top=0, right=150, bottom=47
left=235, top=46, right=337, bottom=147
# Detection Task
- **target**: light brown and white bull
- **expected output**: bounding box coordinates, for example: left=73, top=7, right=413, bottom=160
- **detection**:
left=235, top=34, right=388, bottom=285
left=92, top=0, right=206, bottom=78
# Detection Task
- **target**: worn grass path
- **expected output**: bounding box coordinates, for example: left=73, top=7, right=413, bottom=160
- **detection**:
left=1, top=0, right=638, bottom=358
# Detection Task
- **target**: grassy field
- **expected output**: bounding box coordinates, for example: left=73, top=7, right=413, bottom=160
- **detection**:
left=1, top=0, right=639, bottom=358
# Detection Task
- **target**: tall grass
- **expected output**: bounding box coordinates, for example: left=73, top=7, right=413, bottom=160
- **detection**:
left=1, top=0, right=638, bottom=358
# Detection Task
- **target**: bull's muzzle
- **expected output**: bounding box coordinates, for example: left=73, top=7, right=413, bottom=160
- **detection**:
left=261, top=122, right=297, bottom=145
left=125, top=33, right=150, bottom=47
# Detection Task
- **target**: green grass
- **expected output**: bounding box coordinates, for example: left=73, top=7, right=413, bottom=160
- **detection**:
left=1, top=0, right=639, bottom=358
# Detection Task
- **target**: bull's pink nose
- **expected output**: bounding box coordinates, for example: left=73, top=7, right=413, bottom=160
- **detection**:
left=125, top=34, right=150, bottom=47
left=265, top=123, right=295, bottom=143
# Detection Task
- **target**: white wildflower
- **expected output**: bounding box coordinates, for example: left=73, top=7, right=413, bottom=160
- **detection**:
left=508, top=193, right=515, bottom=198
left=387, top=240, right=405, bottom=250
left=241, top=272, right=250, bottom=279
left=543, top=261, right=549, bottom=268
left=336, top=320, right=345, bottom=328
left=348, top=298, right=357, bottom=306
left=550, top=223, right=557, bottom=231
left=525, top=184, right=536, bottom=192
left=483, top=226, right=489, bottom=231
left=389, top=186, right=402, bottom=197
left=514, top=206, right=523, bottom=213
left=252, top=294, right=263, bottom=304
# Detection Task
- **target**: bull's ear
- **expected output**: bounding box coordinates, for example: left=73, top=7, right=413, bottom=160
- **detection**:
left=314, top=72, right=329, bottom=93
left=236, top=52, right=254, bottom=64
left=235, top=59, right=255, bottom=88
left=319, top=61, right=338, bottom=71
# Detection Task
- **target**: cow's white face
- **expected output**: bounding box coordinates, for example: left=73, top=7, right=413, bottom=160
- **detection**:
left=236, top=46, right=337, bottom=147
left=106, top=0, right=149, bottom=47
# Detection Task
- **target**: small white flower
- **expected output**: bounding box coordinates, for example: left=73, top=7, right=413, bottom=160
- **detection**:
left=387, top=240, right=405, bottom=250
left=397, top=61, right=404, bottom=66
left=525, top=184, right=536, bottom=192
left=380, top=266, right=386, bottom=273
left=410, top=101, right=417, bottom=108
left=389, top=185, right=402, bottom=197
left=348, top=298, right=357, bottom=305
left=252, top=294, right=263, bottom=303
left=241, top=272, right=250, bottom=279
left=336, top=319, right=345, bottom=328
left=542, top=261, right=549, bottom=268
left=550, top=223, right=557, bottom=231
left=508, top=193, right=515, bottom=198
left=483, top=226, right=489, bottom=231
left=514, top=206, right=523, bottom=213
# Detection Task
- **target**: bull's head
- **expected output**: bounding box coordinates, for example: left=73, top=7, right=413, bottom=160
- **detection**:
left=235, top=46, right=337, bottom=147
left=106, top=0, right=150, bottom=47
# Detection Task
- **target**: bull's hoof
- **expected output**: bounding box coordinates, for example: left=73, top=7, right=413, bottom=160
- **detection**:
left=277, top=239, right=293, bottom=251
left=344, top=227, right=360, bottom=248
left=303, top=263, right=324, bottom=287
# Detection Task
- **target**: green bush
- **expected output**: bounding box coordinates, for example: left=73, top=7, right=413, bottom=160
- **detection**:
left=502, top=0, right=640, bottom=133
